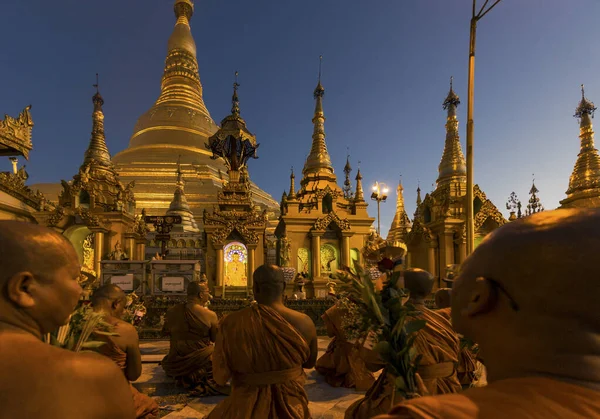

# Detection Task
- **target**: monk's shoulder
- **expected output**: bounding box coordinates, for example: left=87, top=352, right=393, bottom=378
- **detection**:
left=282, top=307, right=316, bottom=337
left=114, top=318, right=139, bottom=341
left=219, top=306, right=251, bottom=326
left=385, top=393, right=477, bottom=419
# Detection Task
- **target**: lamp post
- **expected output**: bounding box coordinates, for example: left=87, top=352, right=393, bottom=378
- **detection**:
left=466, top=0, right=502, bottom=255
left=371, top=182, right=389, bottom=236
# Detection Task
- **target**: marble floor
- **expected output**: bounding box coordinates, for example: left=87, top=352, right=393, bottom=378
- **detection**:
left=135, top=338, right=371, bottom=418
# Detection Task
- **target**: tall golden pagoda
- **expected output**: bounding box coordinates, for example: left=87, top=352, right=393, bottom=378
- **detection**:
left=111, top=0, right=278, bottom=218
left=560, top=85, right=600, bottom=208
left=277, top=72, right=374, bottom=296
left=406, top=79, right=505, bottom=284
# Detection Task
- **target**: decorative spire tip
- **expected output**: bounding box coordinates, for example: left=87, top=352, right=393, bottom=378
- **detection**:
left=574, top=83, right=597, bottom=119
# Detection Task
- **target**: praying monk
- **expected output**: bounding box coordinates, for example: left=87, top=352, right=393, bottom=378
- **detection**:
left=346, top=269, right=461, bottom=419
left=91, top=284, right=159, bottom=419
left=376, top=209, right=600, bottom=418
left=316, top=299, right=376, bottom=391
left=208, top=264, right=318, bottom=419
left=434, top=288, right=479, bottom=389
left=162, top=281, right=226, bottom=396
left=0, top=221, right=135, bottom=419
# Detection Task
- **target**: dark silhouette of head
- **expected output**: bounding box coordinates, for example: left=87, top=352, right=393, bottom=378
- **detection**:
left=91, top=284, right=127, bottom=318
left=435, top=288, right=452, bottom=309
left=253, top=265, right=286, bottom=304
left=404, top=268, right=434, bottom=301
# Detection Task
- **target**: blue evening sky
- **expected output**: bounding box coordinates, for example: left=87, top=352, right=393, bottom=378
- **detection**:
left=1, top=0, right=599, bottom=235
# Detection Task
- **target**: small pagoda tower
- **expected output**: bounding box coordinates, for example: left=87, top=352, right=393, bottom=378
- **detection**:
left=560, top=85, right=600, bottom=208
left=277, top=62, right=374, bottom=297
left=203, top=74, right=267, bottom=297
left=387, top=178, right=412, bottom=242
left=34, top=79, right=146, bottom=281
left=525, top=178, right=544, bottom=216
left=407, top=78, right=505, bottom=283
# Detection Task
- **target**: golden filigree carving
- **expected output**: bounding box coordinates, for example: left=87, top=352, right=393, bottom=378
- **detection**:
left=313, top=211, right=351, bottom=231
left=0, top=106, right=34, bottom=159
left=0, top=170, right=45, bottom=209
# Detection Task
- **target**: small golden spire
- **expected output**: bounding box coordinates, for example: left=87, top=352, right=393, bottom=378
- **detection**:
left=302, top=56, right=334, bottom=177
left=414, top=183, right=422, bottom=219
left=167, top=153, right=199, bottom=232
left=354, top=165, right=364, bottom=201
left=82, top=74, right=112, bottom=168
left=343, top=150, right=353, bottom=199
left=232, top=71, right=241, bottom=116
left=438, top=77, right=466, bottom=186
left=387, top=175, right=412, bottom=241
left=289, top=166, right=296, bottom=198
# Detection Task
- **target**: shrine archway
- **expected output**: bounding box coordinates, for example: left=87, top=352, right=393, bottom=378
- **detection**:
left=223, top=242, right=248, bottom=286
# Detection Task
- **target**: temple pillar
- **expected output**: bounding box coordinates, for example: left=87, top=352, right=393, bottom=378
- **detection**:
left=216, top=247, right=224, bottom=287
left=247, top=246, right=256, bottom=290
left=89, top=228, right=105, bottom=278
left=124, top=233, right=136, bottom=260
left=311, top=232, right=322, bottom=279
left=458, top=238, right=467, bottom=264
left=427, top=244, right=437, bottom=278
left=341, top=233, right=351, bottom=268
left=135, top=238, right=146, bottom=260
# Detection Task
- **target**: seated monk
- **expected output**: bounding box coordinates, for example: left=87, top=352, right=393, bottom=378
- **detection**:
left=91, top=284, right=159, bottom=419
left=346, top=269, right=461, bottom=419
left=434, top=288, right=479, bottom=389
left=375, top=209, right=600, bottom=418
left=208, top=265, right=318, bottom=419
left=0, top=221, right=135, bottom=419
left=315, top=299, right=376, bottom=391
left=161, top=281, right=226, bottom=396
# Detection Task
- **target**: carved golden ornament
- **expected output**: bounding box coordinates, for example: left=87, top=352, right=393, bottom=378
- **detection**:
left=0, top=105, right=33, bottom=159
left=82, top=233, right=95, bottom=271
left=0, top=170, right=44, bottom=209
left=313, top=211, right=351, bottom=231
left=47, top=206, right=66, bottom=227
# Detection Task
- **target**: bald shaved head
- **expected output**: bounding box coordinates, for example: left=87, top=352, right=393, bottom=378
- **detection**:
left=0, top=221, right=79, bottom=285
left=187, top=281, right=209, bottom=297
left=435, top=288, right=452, bottom=309
left=452, top=209, right=600, bottom=384
left=253, top=265, right=285, bottom=302
left=404, top=268, right=434, bottom=300
left=0, top=221, right=82, bottom=334
left=90, top=284, right=125, bottom=307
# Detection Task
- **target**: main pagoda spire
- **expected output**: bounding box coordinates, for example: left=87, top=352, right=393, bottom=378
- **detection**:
left=302, top=56, right=334, bottom=179
left=82, top=74, right=113, bottom=169
left=438, top=77, right=466, bottom=186
left=561, top=85, right=600, bottom=208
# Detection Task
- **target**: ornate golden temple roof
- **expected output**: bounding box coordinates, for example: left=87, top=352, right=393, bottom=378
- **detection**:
left=438, top=77, right=466, bottom=186
left=124, top=0, right=217, bottom=151
left=387, top=179, right=412, bottom=242
left=0, top=106, right=33, bottom=159
left=560, top=85, right=600, bottom=208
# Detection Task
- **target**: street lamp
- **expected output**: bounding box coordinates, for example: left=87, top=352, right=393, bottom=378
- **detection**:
left=466, top=0, right=502, bottom=255
left=371, top=182, right=389, bottom=236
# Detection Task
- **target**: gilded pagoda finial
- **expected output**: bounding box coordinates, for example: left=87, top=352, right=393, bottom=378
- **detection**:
left=166, top=153, right=199, bottom=232
left=343, top=150, right=353, bottom=199
left=525, top=175, right=544, bottom=216
left=387, top=176, right=412, bottom=241
left=438, top=77, right=466, bottom=186
left=82, top=75, right=112, bottom=168
left=176, top=155, right=184, bottom=187
left=302, top=56, right=334, bottom=178
left=289, top=166, right=296, bottom=199
left=574, top=84, right=597, bottom=120
left=354, top=167, right=364, bottom=201
left=232, top=71, right=241, bottom=116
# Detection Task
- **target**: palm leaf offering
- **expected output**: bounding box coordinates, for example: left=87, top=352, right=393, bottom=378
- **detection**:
left=48, top=303, right=118, bottom=352
left=334, top=264, right=426, bottom=402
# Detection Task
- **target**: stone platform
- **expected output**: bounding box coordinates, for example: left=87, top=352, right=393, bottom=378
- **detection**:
left=135, top=337, right=374, bottom=418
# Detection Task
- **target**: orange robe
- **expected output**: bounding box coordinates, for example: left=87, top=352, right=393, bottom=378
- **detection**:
left=95, top=335, right=159, bottom=419
left=207, top=303, right=311, bottom=419
left=435, top=307, right=478, bottom=388
left=161, top=304, right=222, bottom=395
left=374, top=377, right=600, bottom=418
left=315, top=305, right=376, bottom=391
left=345, top=303, right=461, bottom=419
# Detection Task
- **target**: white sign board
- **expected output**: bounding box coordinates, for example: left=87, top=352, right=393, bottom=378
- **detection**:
left=162, top=276, right=185, bottom=292
left=111, top=274, right=134, bottom=291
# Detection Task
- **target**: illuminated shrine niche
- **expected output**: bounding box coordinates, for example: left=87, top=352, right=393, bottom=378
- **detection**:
left=224, top=242, right=248, bottom=286
left=297, top=247, right=311, bottom=276
left=320, top=244, right=338, bottom=273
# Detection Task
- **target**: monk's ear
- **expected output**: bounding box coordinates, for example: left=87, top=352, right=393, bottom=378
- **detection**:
left=5, top=272, right=37, bottom=308
left=463, top=277, right=496, bottom=317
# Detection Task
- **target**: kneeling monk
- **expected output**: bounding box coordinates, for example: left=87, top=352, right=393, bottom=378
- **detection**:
left=316, top=300, right=376, bottom=391
left=161, top=281, right=225, bottom=396
left=346, top=269, right=461, bottom=419
left=91, top=284, right=159, bottom=419
left=208, top=265, right=318, bottom=419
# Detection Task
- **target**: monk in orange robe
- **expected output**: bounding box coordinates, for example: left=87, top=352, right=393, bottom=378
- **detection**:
left=315, top=301, right=376, bottom=391
left=91, top=284, right=159, bottom=419
left=434, top=288, right=478, bottom=389
left=375, top=209, right=600, bottom=418
left=346, top=269, right=461, bottom=419
left=161, top=282, right=226, bottom=396
left=208, top=265, right=318, bottom=419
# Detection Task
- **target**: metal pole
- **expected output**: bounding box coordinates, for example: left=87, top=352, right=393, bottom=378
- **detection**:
left=377, top=199, right=381, bottom=236
left=466, top=17, right=477, bottom=255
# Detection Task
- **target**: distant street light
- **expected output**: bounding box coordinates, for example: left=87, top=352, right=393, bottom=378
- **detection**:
left=371, top=182, right=389, bottom=236
left=466, top=0, right=502, bottom=255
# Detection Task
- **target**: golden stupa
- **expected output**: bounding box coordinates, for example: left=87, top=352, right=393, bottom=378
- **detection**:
left=111, top=0, right=278, bottom=218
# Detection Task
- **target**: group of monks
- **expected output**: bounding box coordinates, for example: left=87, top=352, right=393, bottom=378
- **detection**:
left=2, top=208, right=600, bottom=418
